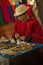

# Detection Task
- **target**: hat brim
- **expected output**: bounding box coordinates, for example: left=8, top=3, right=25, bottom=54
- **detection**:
left=14, top=7, right=29, bottom=16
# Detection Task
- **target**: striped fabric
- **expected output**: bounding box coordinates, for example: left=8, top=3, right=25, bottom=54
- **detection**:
left=0, top=7, right=7, bottom=25
left=1, top=4, right=12, bottom=22
left=7, top=5, right=15, bottom=20
left=0, top=0, right=15, bottom=23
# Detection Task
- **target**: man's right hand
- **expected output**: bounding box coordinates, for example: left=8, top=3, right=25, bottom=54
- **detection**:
left=15, top=33, right=20, bottom=39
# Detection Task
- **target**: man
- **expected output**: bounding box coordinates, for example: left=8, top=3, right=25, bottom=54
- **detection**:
left=13, top=5, right=43, bottom=44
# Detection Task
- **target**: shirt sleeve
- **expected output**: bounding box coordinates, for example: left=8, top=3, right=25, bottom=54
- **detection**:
left=31, top=20, right=43, bottom=44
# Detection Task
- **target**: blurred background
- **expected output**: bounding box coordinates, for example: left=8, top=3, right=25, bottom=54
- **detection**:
left=0, top=0, right=43, bottom=65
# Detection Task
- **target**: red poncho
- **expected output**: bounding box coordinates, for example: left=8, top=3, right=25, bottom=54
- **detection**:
left=13, top=18, right=43, bottom=44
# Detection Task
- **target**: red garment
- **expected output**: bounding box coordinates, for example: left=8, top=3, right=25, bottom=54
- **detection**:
left=0, top=0, right=10, bottom=5
left=13, top=18, right=43, bottom=44
left=26, top=18, right=43, bottom=44
left=0, top=0, right=15, bottom=22
left=1, top=4, right=12, bottom=22
left=14, top=20, right=27, bottom=36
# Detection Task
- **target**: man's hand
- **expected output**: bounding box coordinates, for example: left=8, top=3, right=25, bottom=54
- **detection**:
left=15, top=33, right=20, bottom=39
left=20, top=36, right=26, bottom=41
